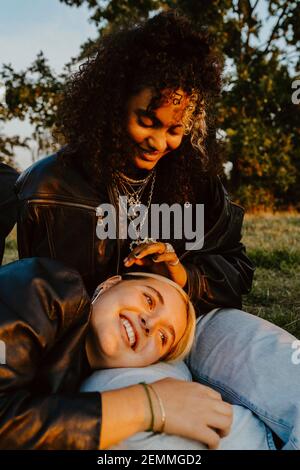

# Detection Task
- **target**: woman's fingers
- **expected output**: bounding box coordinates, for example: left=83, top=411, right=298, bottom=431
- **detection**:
left=151, top=378, right=233, bottom=447
left=204, top=404, right=233, bottom=434
left=213, top=400, right=233, bottom=417
left=123, top=242, right=173, bottom=267
left=125, top=257, right=152, bottom=267
left=197, top=384, right=222, bottom=401
left=151, top=252, right=178, bottom=265
left=218, top=426, right=231, bottom=439
left=196, top=425, right=221, bottom=450
left=134, top=242, right=166, bottom=257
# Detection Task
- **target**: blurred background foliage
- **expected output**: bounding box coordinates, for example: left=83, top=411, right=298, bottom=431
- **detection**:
left=0, top=0, right=299, bottom=210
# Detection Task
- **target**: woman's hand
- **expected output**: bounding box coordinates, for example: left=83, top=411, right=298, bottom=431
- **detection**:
left=100, top=378, right=233, bottom=449
left=123, top=241, right=187, bottom=288
left=151, top=378, right=233, bottom=449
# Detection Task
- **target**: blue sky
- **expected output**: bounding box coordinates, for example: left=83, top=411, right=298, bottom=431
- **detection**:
left=0, top=1, right=285, bottom=170
left=0, top=0, right=97, bottom=169
left=0, top=0, right=97, bottom=72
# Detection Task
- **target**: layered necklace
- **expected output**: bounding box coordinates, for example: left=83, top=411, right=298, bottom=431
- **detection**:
left=112, top=169, right=157, bottom=250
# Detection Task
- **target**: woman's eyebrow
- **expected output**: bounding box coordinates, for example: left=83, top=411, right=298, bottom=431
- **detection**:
left=145, top=285, right=165, bottom=305
left=135, top=109, right=183, bottom=128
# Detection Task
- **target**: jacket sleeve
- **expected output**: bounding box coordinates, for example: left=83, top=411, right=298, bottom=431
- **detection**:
left=182, top=178, right=255, bottom=316
left=0, top=164, right=20, bottom=264
left=0, top=257, right=101, bottom=449
left=16, top=195, right=53, bottom=260
left=14, top=169, right=51, bottom=260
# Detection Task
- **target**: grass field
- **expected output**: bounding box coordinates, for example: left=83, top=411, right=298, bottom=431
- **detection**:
left=242, top=213, right=300, bottom=338
left=3, top=213, right=300, bottom=338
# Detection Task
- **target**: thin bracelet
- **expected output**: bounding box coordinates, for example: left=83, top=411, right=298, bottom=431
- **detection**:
left=139, top=382, right=154, bottom=432
left=147, top=384, right=166, bottom=433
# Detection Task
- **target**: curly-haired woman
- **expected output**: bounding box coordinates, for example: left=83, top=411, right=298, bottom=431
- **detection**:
left=15, top=11, right=300, bottom=450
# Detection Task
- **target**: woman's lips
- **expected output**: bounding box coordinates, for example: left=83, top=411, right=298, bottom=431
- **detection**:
left=140, top=153, right=160, bottom=161
left=135, top=144, right=162, bottom=161
left=138, top=148, right=161, bottom=161
left=119, top=314, right=139, bottom=349
left=139, top=147, right=159, bottom=155
left=120, top=319, right=130, bottom=347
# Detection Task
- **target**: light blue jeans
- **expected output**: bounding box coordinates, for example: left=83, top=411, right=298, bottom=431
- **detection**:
left=81, top=308, right=300, bottom=450
left=184, top=308, right=300, bottom=450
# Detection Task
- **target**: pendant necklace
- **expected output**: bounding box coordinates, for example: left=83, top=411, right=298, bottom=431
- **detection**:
left=112, top=169, right=157, bottom=250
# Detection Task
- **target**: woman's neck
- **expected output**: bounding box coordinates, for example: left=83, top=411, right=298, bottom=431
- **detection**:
left=121, top=162, right=152, bottom=180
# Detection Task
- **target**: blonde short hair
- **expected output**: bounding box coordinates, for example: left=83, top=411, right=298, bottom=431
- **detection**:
left=122, top=271, right=196, bottom=363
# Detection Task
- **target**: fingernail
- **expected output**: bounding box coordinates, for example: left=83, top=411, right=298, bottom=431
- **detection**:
left=123, top=257, right=128, bottom=263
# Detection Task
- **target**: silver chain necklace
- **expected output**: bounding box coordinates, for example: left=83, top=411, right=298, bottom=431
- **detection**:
left=113, top=173, right=150, bottom=207
left=112, top=169, right=157, bottom=250
left=116, top=170, right=152, bottom=185
left=113, top=169, right=155, bottom=209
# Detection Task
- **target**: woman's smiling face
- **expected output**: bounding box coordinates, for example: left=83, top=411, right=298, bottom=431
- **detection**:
left=126, top=87, right=189, bottom=170
left=86, top=276, right=187, bottom=369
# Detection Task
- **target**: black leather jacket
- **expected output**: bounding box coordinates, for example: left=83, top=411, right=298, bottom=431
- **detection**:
left=0, top=257, right=101, bottom=449
left=0, top=163, right=19, bottom=264
left=15, top=153, right=255, bottom=315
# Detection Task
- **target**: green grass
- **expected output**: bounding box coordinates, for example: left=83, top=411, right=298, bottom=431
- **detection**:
left=3, top=226, right=18, bottom=266
left=3, top=214, right=300, bottom=338
left=242, top=213, right=300, bottom=338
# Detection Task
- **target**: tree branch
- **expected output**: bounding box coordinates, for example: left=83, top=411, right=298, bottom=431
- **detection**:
left=251, top=0, right=260, bottom=14
left=245, top=0, right=261, bottom=56
left=262, top=3, right=290, bottom=55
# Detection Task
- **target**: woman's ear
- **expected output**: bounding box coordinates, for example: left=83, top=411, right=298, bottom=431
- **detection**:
left=92, top=275, right=122, bottom=303
left=100, top=275, right=123, bottom=292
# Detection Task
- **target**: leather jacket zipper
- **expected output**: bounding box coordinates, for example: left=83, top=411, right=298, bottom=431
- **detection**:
left=27, top=198, right=100, bottom=212
left=28, top=196, right=121, bottom=274
left=27, top=192, right=232, bottom=270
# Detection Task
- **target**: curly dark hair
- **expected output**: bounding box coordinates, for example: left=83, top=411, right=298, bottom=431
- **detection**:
left=55, top=9, right=225, bottom=204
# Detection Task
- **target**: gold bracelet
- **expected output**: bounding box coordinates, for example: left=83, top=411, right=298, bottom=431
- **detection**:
left=147, top=384, right=166, bottom=433
left=139, top=382, right=154, bottom=432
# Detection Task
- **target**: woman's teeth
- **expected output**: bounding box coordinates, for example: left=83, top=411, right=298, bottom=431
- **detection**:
left=121, top=317, right=136, bottom=347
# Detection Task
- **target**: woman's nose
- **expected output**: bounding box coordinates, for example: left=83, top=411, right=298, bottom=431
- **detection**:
left=148, top=131, right=167, bottom=153
left=140, top=314, right=158, bottom=335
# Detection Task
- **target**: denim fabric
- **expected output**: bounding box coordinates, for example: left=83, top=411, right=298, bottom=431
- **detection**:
left=184, top=308, right=300, bottom=450
left=81, top=360, right=276, bottom=450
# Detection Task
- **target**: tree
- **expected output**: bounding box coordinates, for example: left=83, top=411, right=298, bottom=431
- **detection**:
left=1, top=0, right=299, bottom=208
left=0, top=51, right=66, bottom=166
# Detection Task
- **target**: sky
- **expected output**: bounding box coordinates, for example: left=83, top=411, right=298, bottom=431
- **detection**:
left=0, top=0, right=289, bottom=171
left=0, top=0, right=98, bottom=169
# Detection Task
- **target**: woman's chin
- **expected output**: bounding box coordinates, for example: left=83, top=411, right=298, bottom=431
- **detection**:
left=132, top=155, right=159, bottom=169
